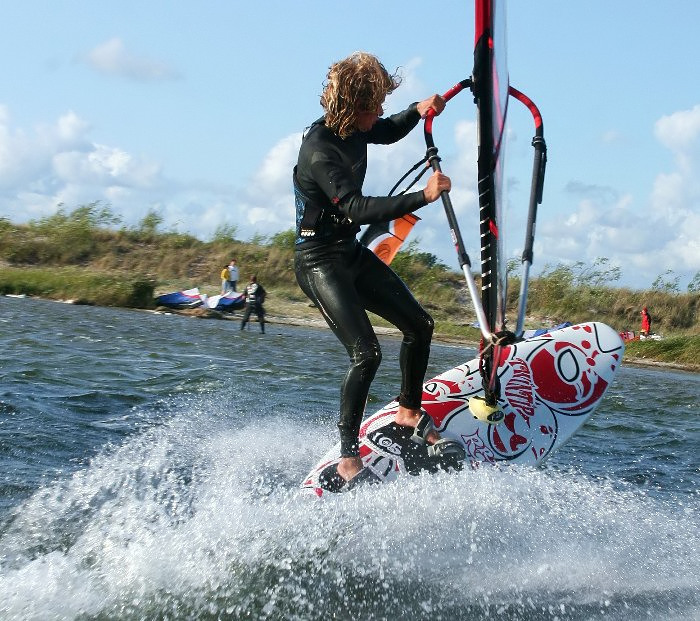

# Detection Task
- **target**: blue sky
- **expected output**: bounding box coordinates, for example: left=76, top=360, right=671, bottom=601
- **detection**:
left=2, top=1, right=699, bottom=290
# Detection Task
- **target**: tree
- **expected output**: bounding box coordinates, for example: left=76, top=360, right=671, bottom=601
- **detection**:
left=651, top=269, right=680, bottom=294
left=137, top=209, right=163, bottom=236
left=269, top=229, right=296, bottom=250
left=212, top=223, right=239, bottom=244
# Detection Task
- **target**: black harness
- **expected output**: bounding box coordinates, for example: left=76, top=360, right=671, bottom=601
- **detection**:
left=293, top=166, right=357, bottom=244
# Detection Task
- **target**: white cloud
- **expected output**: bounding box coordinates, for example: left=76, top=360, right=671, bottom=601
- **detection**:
left=52, top=144, right=160, bottom=187
left=2, top=94, right=698, bottom=290
left=529, top=104, right=700, bottom=289
left=234, top=132, right=302, bottom=233
left=0, top=107, right=163, bottom=225
left=81, top=37, right=179, bottom=81
left=649, top=105, right=700, bottom=276
left=0, top=109, right=90, bottom=191
left=654, top=104, right=700, bottom=154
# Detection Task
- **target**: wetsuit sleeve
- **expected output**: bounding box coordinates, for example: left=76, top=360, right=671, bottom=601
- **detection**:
left=308, top=152, right=427, bottom=225
left=365, top=103, right=421, bottom=145
left=339, top=190, right=427, bottom=224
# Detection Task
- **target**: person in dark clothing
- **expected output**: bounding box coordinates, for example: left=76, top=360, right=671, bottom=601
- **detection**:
left=240, top=275, right=266, bottom=333
left=294, top=52, right=464, bottom=489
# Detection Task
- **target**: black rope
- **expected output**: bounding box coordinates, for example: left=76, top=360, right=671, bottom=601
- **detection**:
left=388, top=156, right=430, bottom=196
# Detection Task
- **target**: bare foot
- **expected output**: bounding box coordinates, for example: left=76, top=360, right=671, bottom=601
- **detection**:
left=394, top=406, right=441, bottom=444
left=337, top=456, right=363, bottom=482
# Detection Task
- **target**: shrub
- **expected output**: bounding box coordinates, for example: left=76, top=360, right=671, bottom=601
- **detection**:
left=269, top=229, right=296, bottom=250
left=211, top=223, right=239, bottom=244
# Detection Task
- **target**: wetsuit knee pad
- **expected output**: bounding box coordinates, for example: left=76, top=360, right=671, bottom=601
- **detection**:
left=348, top=337, right=382, bottom=377
left=401, top=311, right=434, bottom=351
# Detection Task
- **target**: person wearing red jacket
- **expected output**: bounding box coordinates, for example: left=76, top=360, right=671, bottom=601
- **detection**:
left=640, top=306, right=652, bottom=337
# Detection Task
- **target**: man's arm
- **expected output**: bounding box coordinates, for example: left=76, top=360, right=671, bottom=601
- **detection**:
left=365, top=104, right=421, bottom=145
left=366, top=95, right=446, bottom=145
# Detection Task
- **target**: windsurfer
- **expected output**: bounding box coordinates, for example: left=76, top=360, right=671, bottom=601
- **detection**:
left=293, top=52, right=464, bottom=490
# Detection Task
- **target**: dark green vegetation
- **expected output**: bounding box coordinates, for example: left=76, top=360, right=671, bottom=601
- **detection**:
left=1, top=204, right=698, bottom=368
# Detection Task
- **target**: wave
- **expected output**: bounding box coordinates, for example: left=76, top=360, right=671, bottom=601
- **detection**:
left=0, top=394, right=698, bottom=620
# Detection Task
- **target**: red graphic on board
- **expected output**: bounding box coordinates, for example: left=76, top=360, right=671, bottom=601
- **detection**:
left=421, top=378, right=472, bottom=428
left=490, top=356, right=556, bottom=461
left=530, top=338, right=609, bottom=414
left=461, top=429, right=495, bottom=465
left=504, top=358, right=536, bottom=422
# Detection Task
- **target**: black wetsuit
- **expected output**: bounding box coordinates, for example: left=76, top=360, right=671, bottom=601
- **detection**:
left=240, top=282, right=266, bottom=333
left=293, top=104, right=434, bottom=457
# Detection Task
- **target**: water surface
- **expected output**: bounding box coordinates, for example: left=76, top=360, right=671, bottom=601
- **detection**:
left=1, top=297, right=698, bottom=620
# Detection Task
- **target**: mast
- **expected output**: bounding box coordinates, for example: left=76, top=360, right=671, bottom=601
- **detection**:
left=468, top=0, right=509, bottom=422
left=473, top=0, right=508, bottom=338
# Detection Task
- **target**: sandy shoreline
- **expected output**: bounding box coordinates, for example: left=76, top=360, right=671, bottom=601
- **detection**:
left=6, top=293, right=697, bottom=373
left=7, top=295, right=696, bottom=373
left=7, top=294, right=695, bottom=373
left=155, top=305, right=700, bottom=374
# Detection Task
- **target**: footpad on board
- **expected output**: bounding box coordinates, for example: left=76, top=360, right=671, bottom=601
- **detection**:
left=366, top=423, right=464, bottom=476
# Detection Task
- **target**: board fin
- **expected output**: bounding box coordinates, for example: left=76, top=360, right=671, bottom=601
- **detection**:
left=468, top=395, right=505, bottom=424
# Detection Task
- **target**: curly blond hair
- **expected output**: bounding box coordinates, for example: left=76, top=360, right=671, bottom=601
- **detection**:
left=321, top=52, right=401, bottom=139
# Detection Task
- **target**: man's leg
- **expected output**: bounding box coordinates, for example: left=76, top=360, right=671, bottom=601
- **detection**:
left=295, top=247, right=381, bottom=482
left=355, top=248, right=438, bottom=439
left=240, top=305, right=252, bottom=330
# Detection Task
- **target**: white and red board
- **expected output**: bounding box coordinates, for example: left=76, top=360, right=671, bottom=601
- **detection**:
left=302, top=321, right=624, bottom=496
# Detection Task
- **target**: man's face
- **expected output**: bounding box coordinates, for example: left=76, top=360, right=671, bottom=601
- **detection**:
left=354, top=101, right=384, bottom=132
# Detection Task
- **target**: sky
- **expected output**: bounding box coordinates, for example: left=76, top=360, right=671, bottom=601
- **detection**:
left=2, top=1, right=699, bottom=291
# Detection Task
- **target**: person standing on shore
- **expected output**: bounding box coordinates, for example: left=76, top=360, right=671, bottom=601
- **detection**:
left=240, top=275, right=266, bottom=333
left=640, top=306, right=652, bottom=337
left=220, top=264, right=231, bottom=294
left=227, top=259, right=239, bottom=292
left=293, top=51, right=464, bottom=491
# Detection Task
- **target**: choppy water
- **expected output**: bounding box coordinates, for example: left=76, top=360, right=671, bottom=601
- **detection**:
left=0, top=296, right=698, bottom=620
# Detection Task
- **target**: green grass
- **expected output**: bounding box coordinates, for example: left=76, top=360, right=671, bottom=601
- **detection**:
left=624, top=335, right=700, bottom=369
left=0, top=266, right=154, bottom=308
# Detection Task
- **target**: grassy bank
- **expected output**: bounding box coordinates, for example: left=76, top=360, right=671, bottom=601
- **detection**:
left=1, top=204, right=699, bottom=370
left=0, top=266, right=154, bottom=307
left=623, top=336, right=700, bottom=371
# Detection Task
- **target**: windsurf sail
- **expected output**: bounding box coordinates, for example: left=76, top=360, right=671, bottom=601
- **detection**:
left=205, top=290, right=245, bottom=312
left=359, top=213, right=420, bottom=265
left=155, top=288, right=245, bottom=312
left=509, top=86, right=547, bottom=336
left=466, top=0, right=511, bottom=416
left=365, top=0, right=545, bottom=417
left=470, top=0, right=550, bottom=415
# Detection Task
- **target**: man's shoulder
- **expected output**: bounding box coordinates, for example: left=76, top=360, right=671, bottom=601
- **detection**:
left=302, top=119, right=353, bottom=153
